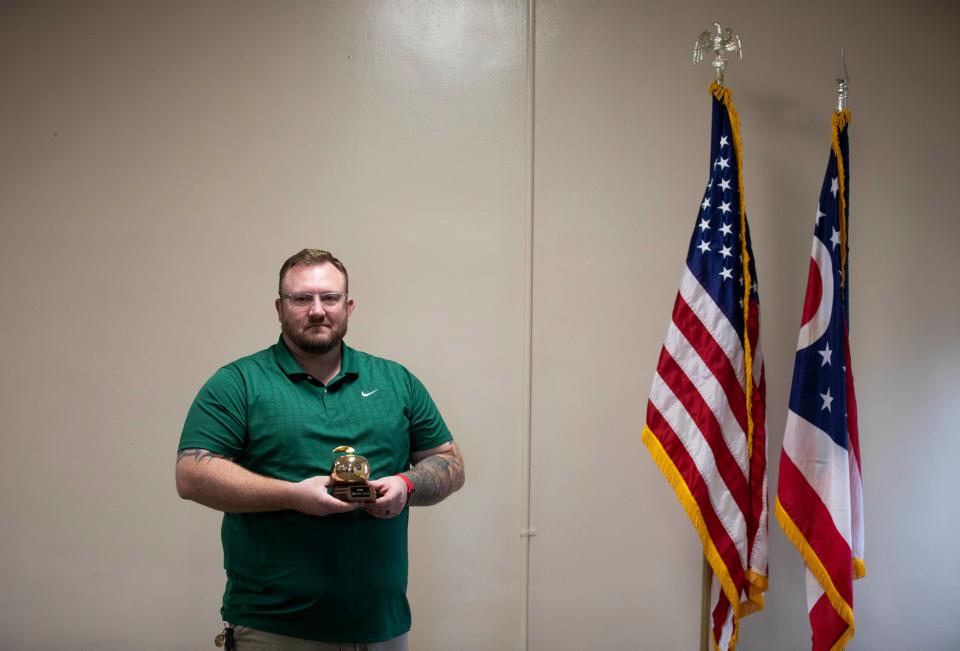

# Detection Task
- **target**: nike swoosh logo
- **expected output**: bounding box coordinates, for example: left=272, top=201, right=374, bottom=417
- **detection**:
left=361, top=389, right=378, bottom=398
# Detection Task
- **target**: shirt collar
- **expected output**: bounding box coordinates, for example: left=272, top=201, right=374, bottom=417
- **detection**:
left=339, top=343, right=359, bottom=377
left=272, top=337, right=360, bottom=385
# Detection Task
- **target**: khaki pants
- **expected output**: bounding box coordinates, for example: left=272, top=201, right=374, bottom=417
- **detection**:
left=232, top=625, right=409, bottom=651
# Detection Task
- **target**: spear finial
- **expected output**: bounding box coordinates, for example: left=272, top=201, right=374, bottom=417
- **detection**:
left=836, top=48, right=850, bottom=111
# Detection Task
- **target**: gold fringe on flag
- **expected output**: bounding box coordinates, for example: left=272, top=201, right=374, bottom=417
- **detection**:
left=709, top=82, right=755, bottom=461
left=774, top=499, right=856, bottom=651
left=641, top=424, right=745, bottom=648
left=708, top=81, right=767, bottom=649
left=640, top=84, right=767, bottom=651
left=773, top=108, right=859, bottom=651
left=831, top=110, right=851, bottom=287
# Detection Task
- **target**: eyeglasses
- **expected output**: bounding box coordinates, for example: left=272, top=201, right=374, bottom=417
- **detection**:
left=280, top=292, right=347, bottom=309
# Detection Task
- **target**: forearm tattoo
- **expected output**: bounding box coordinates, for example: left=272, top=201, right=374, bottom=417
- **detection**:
left=406, top=445, right=465, bottom=506
left=177, top=448, right=231, bottom=464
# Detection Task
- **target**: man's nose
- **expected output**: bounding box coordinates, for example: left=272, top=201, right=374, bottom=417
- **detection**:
left=307, top=296, right=327, bottom=316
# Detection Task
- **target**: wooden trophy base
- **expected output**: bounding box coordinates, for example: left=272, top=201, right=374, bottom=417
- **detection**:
left=331, top=483, right=377, bottom=502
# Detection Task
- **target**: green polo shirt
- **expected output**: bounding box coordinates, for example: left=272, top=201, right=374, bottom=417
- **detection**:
left=178, top=338, right=452, bottom=642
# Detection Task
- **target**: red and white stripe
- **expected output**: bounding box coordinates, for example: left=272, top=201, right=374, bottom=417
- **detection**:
left=778, top=360, right=863, bottom=649
left=646, top=267, right=768, bottom=649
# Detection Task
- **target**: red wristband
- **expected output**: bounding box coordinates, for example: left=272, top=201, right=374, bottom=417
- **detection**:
left=395, top=473, right=415, bottom=495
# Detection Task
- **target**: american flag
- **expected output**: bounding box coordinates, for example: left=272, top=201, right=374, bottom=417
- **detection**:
left=776, top=111, right=864, bottom=650
left=642, top=83, right=768, bottom=650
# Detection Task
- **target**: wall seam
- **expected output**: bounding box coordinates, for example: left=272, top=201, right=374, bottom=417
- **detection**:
left=520, top=0, right=536, bottom=650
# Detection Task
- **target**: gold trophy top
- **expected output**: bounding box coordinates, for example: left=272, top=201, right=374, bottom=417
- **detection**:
left=330, top=446, right=371, bottom=484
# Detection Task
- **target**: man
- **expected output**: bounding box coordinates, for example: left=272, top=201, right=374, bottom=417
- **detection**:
left=177, top=249, right=465, bottom=650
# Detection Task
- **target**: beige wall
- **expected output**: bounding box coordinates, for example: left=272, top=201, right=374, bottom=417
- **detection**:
left=1, top=1, right=958, bottom=650
left=531, top=1, right=960, bottom=650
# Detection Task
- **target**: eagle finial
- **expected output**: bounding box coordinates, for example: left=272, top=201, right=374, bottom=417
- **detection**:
left=694, top=22, right=743, bottom=86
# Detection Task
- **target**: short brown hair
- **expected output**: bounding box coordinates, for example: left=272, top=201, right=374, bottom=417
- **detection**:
left=278, top=249, right=349, bottom=295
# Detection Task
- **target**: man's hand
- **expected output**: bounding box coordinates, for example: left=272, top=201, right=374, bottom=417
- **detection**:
left=365, top=475, right=409, bottom=519
left=293, top=476, right=364, bottom=517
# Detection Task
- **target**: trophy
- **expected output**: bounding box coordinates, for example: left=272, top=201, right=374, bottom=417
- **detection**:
left=329, top=446, right=376, bottom=502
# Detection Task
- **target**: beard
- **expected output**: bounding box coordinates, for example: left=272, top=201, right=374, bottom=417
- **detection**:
left=281, top=315, right=349, bottom=355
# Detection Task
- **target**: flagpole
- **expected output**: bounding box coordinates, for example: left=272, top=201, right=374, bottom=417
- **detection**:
left=692, top=22, right=748, bottom=651
left=774, top=51, right=862, bottom=651
left=694, top=27, right=723, bottom=650
left=699, top=558, right=711, bottom=651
